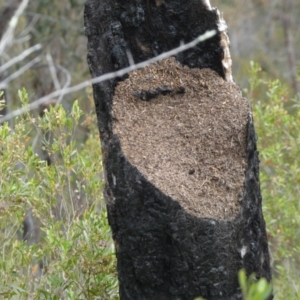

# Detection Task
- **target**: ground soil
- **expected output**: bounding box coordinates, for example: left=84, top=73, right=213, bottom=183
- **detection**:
left=112, top=57, right=249, bottom=219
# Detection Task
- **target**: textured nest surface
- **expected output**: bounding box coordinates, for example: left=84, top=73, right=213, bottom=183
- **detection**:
left=112, top=57, right=249, bottom=219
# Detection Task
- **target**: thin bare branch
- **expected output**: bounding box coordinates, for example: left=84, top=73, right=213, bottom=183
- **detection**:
left=19, top=14, right=40, bottom=38
left=0, top=29, right=216, bottom=123
left=0, top=0, right=22, bottom=38
left=0, top=44, right=42, bottom=74
left=0, top=57, right=41, bottom=88
left=47, top=53, right=61, bottom=91
left=0, top=0, right=29, bottom=55
left=56, top=64, right=72, bottom=105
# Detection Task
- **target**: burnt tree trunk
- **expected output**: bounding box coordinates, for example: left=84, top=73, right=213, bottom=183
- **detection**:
left=84, top=0, right=272, bottom=299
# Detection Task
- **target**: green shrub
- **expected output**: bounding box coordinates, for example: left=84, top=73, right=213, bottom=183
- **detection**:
left=238, top=270, right=272, bottom=300
left=249, top=62, right=300, bottom=299
left=0, top=90, right=118, bottom=299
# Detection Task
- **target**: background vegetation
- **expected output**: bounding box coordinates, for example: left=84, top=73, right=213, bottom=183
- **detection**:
left=0, top=0, right=299, bottom=299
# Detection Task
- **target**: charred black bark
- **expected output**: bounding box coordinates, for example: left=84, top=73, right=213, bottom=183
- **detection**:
left=84, top=0, right=272, bottom=299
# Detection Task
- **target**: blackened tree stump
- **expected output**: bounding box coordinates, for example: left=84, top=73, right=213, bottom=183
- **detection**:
left=84, top=0, right=272, bottom=299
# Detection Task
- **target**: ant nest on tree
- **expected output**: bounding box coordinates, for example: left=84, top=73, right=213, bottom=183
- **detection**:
left=112, top=57, right=249, bottom=220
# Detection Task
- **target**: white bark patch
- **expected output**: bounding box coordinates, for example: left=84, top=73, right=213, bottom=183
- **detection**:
left=241, top=246, right=247, bottom=258
left=214, top=8, right=233, bottom=82
left=202, top=0, right=212, bottom=10
left=112, top=174, right=116, bottom=186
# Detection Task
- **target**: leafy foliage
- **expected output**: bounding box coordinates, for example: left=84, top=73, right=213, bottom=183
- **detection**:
left=0, top=92, right=118, bottom=299
left=249, top=62, right=300, bottom=299
left=238, top=270, right=272, bottom=300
